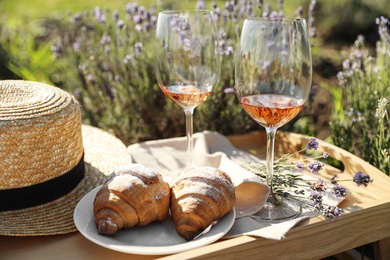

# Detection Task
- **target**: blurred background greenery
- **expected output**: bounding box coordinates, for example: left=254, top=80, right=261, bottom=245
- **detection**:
left=0, top=0, right=389, bottom=175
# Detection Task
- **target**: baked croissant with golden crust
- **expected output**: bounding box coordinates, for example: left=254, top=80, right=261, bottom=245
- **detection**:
left=170, top=166, right=236, bottom=240
left=93, top=164, right=170, bottom=235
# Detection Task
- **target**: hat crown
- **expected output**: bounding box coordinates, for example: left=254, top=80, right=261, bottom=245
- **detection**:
left=0, top=80, right=84, bottom=189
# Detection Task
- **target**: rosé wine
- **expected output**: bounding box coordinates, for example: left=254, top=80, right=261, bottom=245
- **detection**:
left=240, top=94, right=304, bottom=128
left=161, top=85, right=212, bottom=108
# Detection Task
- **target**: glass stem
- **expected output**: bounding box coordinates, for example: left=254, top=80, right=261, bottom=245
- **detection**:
left=266, top=127, right=277, bottom=201
left=184, top=108, right=195, bottom=169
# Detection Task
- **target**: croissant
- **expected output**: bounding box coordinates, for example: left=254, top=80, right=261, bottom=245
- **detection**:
left=93, top=163, right=170, bottom=235
left=170, top=166, right=236, bottom=240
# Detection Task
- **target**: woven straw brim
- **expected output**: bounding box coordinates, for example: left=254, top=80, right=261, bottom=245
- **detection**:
left=0, top=125, right=132, bottom=236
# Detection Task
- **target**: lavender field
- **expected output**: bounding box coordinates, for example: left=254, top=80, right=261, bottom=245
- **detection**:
left=0, top=0, right=389, bottom=175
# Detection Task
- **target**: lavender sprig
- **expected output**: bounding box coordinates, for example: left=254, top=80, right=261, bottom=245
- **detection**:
left=243, top=138, right=374, bottom=221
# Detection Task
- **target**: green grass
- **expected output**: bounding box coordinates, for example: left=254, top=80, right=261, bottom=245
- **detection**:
left=0, top=0, right=154, bottom=25
left=0, top=0, right=220, bottom=20
left=0, top=0, right=310, bottom=26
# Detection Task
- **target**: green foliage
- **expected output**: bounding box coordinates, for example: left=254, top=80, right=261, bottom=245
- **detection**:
left=48, top=5, right=182, bottom=144
left=45, top=2, right=263, bottom=144
left=327, top=17, right=390, bottom=175
left=4, top=0, right=389, bottom=178
left=0, top=0, right=323, bottom=146
left=0, top=20, right=55, bottom=84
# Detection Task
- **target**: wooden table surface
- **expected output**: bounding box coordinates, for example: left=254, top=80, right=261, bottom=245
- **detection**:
left=1, top=131, right=389, bottom=260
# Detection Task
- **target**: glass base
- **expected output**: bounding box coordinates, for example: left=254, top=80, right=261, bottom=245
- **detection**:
left=252, top=197, right=302, bottom=221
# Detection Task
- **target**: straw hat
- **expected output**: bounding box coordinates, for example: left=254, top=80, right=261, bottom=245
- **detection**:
left=0, top=80, right=132, bottom=236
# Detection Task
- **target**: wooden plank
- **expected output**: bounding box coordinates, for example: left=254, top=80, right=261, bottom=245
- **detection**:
left=160, top=196, right=390, bottom=260
left=0, top=232, right=163, bottom=259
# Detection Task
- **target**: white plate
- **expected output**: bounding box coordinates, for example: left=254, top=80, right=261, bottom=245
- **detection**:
left=74, top=186, right=236, bottom=255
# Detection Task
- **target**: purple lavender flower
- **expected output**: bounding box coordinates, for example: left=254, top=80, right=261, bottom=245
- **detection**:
left=295, top=162, right=304, bottom=171
left=100, top=34, right=111, bottom=45
left=342, top=59, right=351, bottom=70
left=218, top=39, right=226, bottom=48
left=73, top=88, right=81, bottom=99
left=217, top=37, right=234, bottom=56
left=356, top=35, right=365, bottom=46
left=347, top=107, right=354, bottom=117
left=196, top=0, right=206, bottom=10
left=94, top=7, right=106, bottom=24
left=133, top=14, right=142, bottom=24
left=225, top=1, right=234, bottom=13
left=73, top=41, right=81, bottom=52
left=70, top=13, right=82, bottom=27
left=351, top=55, right=362, bottom=70
left=323, top=206, right=344, bottom=221
left=246, top=1, right=253, bottom=17
left=310, top=178, right=327, bottom=192
left=308, top=0, right=317, bottom=38
left=376, top=16, right=389, bottom=26
left=134, top=42, right=143, bottom=55
left=116, top=19, right=125, bottom=30
left=308, top=161, right=324, bottom=174
left=135, top=24, right=143, bottom=32
left=51, top=43, right=63, bottom=59
left=123, top=54, right=132, bottom=65
left=295, top=6, right=303, bottom=17
left=113, top=10, right=119, bottom=21
left=275, top=177, right=285, bottom=186
left=86, top=74, right=96, bottom=84
left=308, top=191, right=323, bottom=206
left=269, top=11, right=282, bottom=19
left=213, top=7, right=221, bottom=21
left=262, top=4, right=271, bottom=18
left=138, top=6, right=147, bottom=18
left=353, top=172, right=373, bottom=187
left=332, top=184, right=347, bottom=198
left=322, top=152, right=329, bottom=159
left=144, top=22, right=151, bottom=32
left=224, top=88, right=235, bottom=94
left=337, top=71, right=345, bottom=81
left=330, top=174, right=338, bottom=185
left=306, top=138, right=319, bottom=150
left=262, top=60, right=271, bottom=70
left=225, top=46, right=234, bottom=56
left=376, top=16, right=389, bottom=38
left=219, top=28, right=227, bottom=39
left=125, top=2, right=138, bottom=14
left=183, top=38, right=192, bottom=52
left=151, top=15, right=157, bottom=26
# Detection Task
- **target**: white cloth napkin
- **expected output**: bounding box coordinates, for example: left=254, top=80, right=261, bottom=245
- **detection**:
left=127, top=131, right=328, bottom=240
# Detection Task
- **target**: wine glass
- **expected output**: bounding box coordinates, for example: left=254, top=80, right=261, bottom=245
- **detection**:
left=235, top=17, right=312, bottom=220
left=154, top=10, right=220, bottom=174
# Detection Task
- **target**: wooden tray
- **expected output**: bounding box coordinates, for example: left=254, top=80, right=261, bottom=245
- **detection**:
left=1, top=131, right=389, bottom=260
left=164, top=131, right=390, bottom=259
